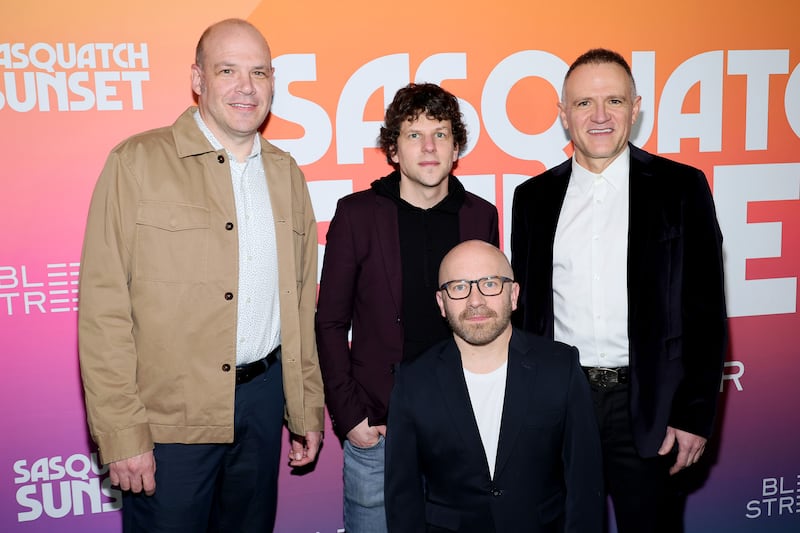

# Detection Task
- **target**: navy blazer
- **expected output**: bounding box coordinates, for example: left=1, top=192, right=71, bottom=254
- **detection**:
left=316, top=176, right=499, bottom=439
left=510, top=144, right=727, bottom=456
left=385, top=329, right=604, bottom=533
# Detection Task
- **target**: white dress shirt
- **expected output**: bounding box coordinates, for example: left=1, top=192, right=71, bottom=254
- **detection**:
left=552, top=149, right=631, bottom=368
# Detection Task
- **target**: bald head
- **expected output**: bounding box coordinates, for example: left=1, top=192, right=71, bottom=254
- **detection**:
left=439, top=240, right=514, bottom=287
left=436, top=240, right=518, bottom=349
left=190, top=18, right=274, bottom=159
left=195, top=18, right=270, bottom=68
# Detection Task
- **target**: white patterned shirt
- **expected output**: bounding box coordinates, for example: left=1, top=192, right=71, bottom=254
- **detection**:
left=194, top=111, right=281, bottom=365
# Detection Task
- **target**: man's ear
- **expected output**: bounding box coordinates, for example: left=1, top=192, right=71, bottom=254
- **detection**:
left=558, top=101, right=569, bottom=131
left=191, top=64, right=203, bottom=97
left=436, top=290, right=447, bottom=318
left=631, top=94, right=642, bottom=125
left=510, top=282, right=520, bottom=312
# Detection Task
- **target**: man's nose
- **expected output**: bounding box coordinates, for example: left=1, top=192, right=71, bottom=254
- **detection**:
left=236, top=74, right=256, bottom=95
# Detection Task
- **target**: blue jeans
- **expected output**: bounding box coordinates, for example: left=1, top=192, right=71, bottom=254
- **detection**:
left=343, top=435, right=388, bottom=533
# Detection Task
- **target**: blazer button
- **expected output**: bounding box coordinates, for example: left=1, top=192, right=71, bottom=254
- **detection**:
left=491, top=488, right=503, bottom=497
left=221, top=363, right=231, bottom=372
left=225, top=222, right=234, bottom=230
left=217, top=155, right=225, bottom=163
left=224, top=292, right=234, bottom=300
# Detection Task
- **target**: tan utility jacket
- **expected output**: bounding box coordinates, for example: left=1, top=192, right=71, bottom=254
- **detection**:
left=78, top=107, right=324, bottom=464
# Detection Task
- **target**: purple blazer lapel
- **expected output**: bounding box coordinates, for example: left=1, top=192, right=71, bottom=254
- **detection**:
left=371, top=193, right=403, bottom=318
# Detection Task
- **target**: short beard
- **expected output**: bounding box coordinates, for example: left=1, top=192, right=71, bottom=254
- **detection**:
left=446, top=304, right=511, bottom=346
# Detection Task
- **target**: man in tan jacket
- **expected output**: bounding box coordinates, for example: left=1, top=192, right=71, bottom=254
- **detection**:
left=78, top=18, right=323, bottom=532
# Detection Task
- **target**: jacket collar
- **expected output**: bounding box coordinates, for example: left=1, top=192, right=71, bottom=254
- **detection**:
left=172, top=107, right=216, bottom=158
left=171, top=106, right=285, bottom=161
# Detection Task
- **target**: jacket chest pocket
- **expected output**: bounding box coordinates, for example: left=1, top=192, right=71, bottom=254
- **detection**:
left=135, top=202, right=210, bottom=282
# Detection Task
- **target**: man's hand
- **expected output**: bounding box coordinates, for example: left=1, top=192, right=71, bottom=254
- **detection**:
left=109, top=451, right=156, bottom=495
left=289, top=431, right=323, bottom=467
left=658, top=426, right=707, bottom=475
left=345, top=417, right=386, bottom=449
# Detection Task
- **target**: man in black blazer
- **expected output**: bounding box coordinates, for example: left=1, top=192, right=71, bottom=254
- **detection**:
left=385, top=240, right=603, bottom=533
left=511, top=49, right=727, bottom=532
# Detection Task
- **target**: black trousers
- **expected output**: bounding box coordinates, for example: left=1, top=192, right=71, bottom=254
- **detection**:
left=122, top=359, right=285, bottom=533
left=589, top=382, right=683, bottom=533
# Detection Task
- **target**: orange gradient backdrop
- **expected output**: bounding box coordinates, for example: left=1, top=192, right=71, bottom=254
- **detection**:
left=2, top=1, right=799, bottom=531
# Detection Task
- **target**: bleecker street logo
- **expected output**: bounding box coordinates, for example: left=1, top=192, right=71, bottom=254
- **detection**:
left=0, top=263, right=80, bottom=316
left=746, top=475, right=800, bottom=519
left=13, top=453, right=121, bottom=521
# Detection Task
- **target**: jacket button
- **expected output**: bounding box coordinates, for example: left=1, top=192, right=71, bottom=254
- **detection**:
left=217, top=155, right=225, bottom=163
left=225, top=222, right=234, bottom=230
left=491, top=488, right=503, bottom=497
left=224, top=292, right=234, bottom=300
left=222, top=363, right=231, bottom=372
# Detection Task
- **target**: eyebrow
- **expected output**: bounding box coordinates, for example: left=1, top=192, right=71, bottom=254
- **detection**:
left=575, top=93, right=628, bottom=100
left=213, top=62, right=271, bottom=70
left=406, top=125, right=451, bottom=133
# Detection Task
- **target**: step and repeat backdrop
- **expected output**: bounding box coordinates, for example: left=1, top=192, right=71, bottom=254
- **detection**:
left=1, top=0, right=798, bottom=531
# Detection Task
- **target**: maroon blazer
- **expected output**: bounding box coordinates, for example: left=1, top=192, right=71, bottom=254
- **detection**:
left=316, top=176, right=499, bottom=439
left=511, top=144, right=727, bottom=457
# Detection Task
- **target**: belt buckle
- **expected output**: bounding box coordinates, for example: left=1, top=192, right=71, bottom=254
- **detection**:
left=588, top=367, right=619, bottom=388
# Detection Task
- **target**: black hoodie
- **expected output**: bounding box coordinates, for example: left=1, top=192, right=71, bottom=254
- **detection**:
left=371, top=170, right=467, bottom=360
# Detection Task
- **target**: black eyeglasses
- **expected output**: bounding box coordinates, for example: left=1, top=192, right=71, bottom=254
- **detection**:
left=438, top=276, right=514, bottom=300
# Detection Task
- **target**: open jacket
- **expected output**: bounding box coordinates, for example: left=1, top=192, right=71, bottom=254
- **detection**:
left=511, top=143, right=727, bottom=456
left=78, top=107, right=324, bottom=464
left=385, top=329, right=604, bottom=533
left=316, top=175, right=499, bottom=439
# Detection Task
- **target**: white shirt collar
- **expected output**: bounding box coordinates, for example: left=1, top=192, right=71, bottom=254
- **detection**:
left=569, top=146, right=631, bottom=194
left=192, top=109, right=261, bottom=160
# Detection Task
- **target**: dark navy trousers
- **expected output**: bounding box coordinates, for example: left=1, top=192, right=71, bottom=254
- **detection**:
left=122, top=359, right=285, bottom=533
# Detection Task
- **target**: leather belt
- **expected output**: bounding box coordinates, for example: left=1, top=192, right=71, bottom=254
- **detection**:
left=236, top=346, right=280, bottom=385
left=582, top=366, right=629, bottom=388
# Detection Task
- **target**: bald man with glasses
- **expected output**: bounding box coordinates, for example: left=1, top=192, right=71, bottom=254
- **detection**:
left=385, top=240, right=603, bottom=533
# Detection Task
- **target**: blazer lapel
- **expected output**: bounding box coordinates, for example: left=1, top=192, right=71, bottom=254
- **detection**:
left=541, top=162, right=571, bottom=236
left=435, top=341, right=491, bottom=473
left=373, top=194, right=403, bottom=319
left=493, top=331, right=537, bottom=479
left=529, top=162, right=571, bottom=338
left=627, top=144, right=657, bottom=325
left=529, top=160, right=571, bottom=251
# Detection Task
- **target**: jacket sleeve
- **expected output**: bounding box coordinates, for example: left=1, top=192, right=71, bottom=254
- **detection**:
left=562, top=347, right=604, bottom=533
left=315, top=201, right=366, bottom=439
left=78, top=149, right=154, bottom=465
left=669, top=169, right=727, bottom=437
left=385, top=365, right=427, bottom=533
left=289, top=161, right=325, bottom=434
